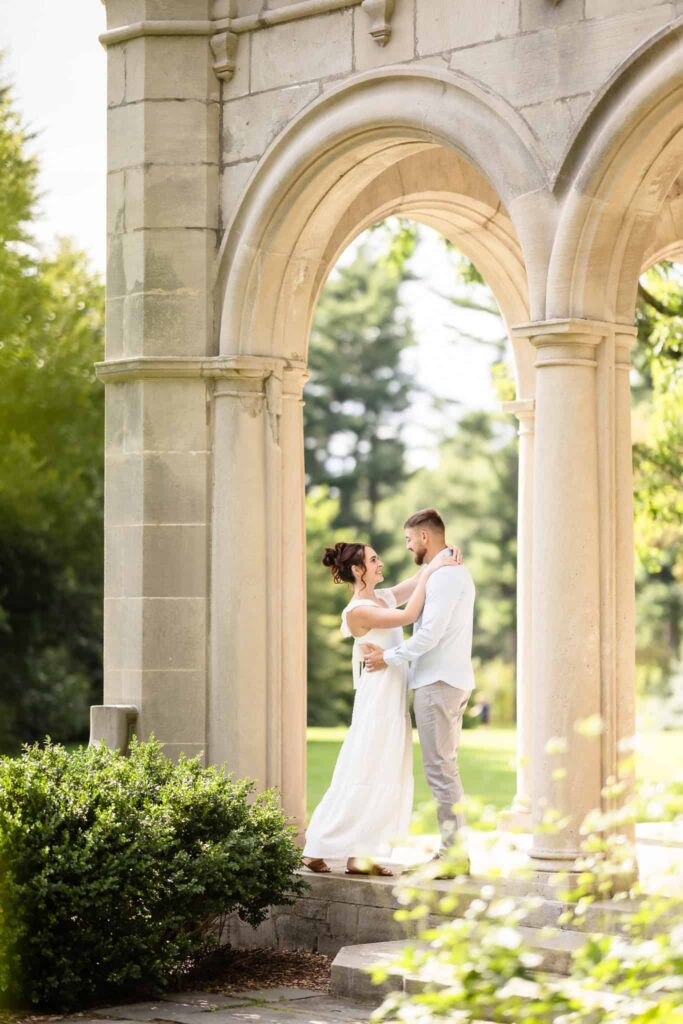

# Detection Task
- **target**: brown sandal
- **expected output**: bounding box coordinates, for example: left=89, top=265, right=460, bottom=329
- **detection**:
left=302, top=857, right=331, bottom=873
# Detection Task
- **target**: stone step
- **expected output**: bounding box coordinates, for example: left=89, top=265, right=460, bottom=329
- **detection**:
left=226, top=869, right=662, bottom=958
left=330, top=927, right=589, bottom=1003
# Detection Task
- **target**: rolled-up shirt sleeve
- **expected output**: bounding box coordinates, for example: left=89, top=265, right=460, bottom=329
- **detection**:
left=383, top=571, right=460, bottom=666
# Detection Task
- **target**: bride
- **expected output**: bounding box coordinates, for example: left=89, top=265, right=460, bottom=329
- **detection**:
left=302, top=540, right=460, bottom=876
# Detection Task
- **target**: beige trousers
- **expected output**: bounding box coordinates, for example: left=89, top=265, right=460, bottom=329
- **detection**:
left=413, top=681, right=470, bottom=851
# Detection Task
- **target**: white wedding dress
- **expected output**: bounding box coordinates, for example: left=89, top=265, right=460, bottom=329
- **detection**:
left=303, top=589, right=414, bottom=861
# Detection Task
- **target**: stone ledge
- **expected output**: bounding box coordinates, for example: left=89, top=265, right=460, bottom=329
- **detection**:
left=95, top=355, right=308, bottom=384
left=89, top=705, right=138, bottom=753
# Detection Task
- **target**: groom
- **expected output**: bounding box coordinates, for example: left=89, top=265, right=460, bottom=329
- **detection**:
left=362, top=508, right=476, bottom=858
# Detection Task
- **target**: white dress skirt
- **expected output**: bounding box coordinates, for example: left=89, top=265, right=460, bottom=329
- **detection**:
left=303, top=589, right=414, bottom=860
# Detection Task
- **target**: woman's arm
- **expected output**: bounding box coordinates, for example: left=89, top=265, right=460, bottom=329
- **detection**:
left=346, top=552, right=458, bottom=634
left=387, top=570, right=423, bottom=608
left=385, top=545, right=463, bottom=607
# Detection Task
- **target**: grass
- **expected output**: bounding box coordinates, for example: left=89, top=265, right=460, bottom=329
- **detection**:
left=307, top=726, right=683, bottom=833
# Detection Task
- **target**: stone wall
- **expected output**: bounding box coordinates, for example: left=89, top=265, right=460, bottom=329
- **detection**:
left=224, top=873, right=430, bottom=956
left=220, top=0, right=679, bottom=229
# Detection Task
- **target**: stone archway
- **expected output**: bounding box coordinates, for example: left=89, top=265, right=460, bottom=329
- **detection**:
left=510, top=19, right=683, bottom=874
left=209, top=69, right=545, bottom=833
left=95, top=2, right=683, bottom=886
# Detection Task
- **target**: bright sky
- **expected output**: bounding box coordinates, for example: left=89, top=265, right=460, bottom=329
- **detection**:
left=0, top=0, right=107, bottom=269
left=0, top=0, right=501, bottom=463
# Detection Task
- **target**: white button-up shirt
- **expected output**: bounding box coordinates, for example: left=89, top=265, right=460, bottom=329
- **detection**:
left=384, top=552, right=476, bottom=692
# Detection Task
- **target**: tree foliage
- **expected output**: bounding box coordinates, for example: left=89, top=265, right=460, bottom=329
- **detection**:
left=0, top=76, right=104, bottom=750
left=305, top=244, right=417, bottom=533
left=305, top=228, right=519, bottom=725
left=632, top=264, right=683, bottom=696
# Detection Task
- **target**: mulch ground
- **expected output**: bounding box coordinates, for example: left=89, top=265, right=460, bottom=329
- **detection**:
left=176, top=945, right=332, bottom=994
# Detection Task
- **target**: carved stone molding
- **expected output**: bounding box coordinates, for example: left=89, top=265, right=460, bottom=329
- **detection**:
left=210, top=29, right=239, bottom=82
left=95, top=354, right=307, bottom=384
left=360, top=0, right=395, bottom=46
left=100, top=0, right=399, bottom=78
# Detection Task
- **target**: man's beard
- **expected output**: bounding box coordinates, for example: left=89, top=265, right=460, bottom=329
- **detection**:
left=413, top=549, right=426, bottom=566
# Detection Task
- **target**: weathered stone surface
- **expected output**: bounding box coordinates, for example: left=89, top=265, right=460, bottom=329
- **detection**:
left=520, top=94, right=592, bottom=169
left=141, top=597, right=206, bottom=669
left=107, top=170, right=126, bottom=236
left=124, top=36, right=220, bottom=104
left=353, top=0, right=415, bottom=71
left=109, top=100, right=219, bottom=170
left=109, top=229, right=215, bottom=299
left=417, top=0, right=518, bottom=56
left=288, top=897, right=331, bottom=921
left=134, top=526, right=207, bottom=597
left=327, top=901, right=360, bottom=938
left=105, top=0, right=212, bottom=27
left=123, top=291, right=211, bottom=358
left=157, top=742, right=206, bottom=762
left=107, top=45, right=126, bottom=108
left=139, top=380, right=208, bottom=454
left=305, top=872, right=401, bottom=910
left=105, top=449, right=208, bottom=526
left=356, top=905, right=415, bottom=944
left=137, top=670, right=207, bottom=741
left=221, top=160, right=257, bottom=228
left=274, top=913, right=321, bottom=950
left=125, top=164, right=219, bottom=231
left=223, top=84, right=320, bottom=163
left=104, top=453, right=143, bottom=527
left=226, top=912, right=278, bottom=949
left=449, top=8, right=673, bottom=108
left=141, top=451, right=208, bottom=523
left=250, top=11, right=353, bottom=92
left=521, top=0, right=584, bottom=31
left=586, top=0, right=662, bottom=16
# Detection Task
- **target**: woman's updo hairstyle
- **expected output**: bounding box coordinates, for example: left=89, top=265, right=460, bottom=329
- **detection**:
left=322, top=542, right=366, bottom=585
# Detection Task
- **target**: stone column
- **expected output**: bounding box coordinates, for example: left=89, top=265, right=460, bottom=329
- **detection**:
left=500, top=398, right=535, bottom=831
left=279, top=368, right=310, bottom=832
left=98, top=1, right=218, bottom=760
left=209, top=359, right=309, bottom=833
left=100, top=365, right=211, bottom=761
left=614, top=329, right=637, bottom=827
left=513, top=319, right=607, bottom=875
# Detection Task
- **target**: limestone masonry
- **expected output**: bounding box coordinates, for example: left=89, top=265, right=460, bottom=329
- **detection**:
left=96, top=0, right=683, bottom=881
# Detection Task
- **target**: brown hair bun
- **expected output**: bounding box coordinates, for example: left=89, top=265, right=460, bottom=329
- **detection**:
left=321, top=541, right=366, bottom=585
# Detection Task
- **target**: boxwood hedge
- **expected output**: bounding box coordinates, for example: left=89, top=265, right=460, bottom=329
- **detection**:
left=0, top=739, right=306, bottom=1011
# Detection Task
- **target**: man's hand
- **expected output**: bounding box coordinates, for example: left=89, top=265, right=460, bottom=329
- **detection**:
left=361, top=643, right=387, bottom=673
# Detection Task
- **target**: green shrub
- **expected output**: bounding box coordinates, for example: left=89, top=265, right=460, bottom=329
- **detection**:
left=0, top=739, right=307, bottom=1011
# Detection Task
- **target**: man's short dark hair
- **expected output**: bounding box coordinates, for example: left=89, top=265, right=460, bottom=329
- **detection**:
left=404, top=508, right=446, bottom=533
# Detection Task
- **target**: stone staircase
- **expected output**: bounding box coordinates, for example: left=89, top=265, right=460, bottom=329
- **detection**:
left=330, top=927, right=588, bottom=1001
left=322, top=870, right=645, bottom=1004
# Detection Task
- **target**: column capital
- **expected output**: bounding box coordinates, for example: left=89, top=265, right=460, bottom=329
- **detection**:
left=511, top=318, right=614, bottom=342
left=513, top=320, right=611, bottom=370
left=501, top=398, right=535, bottom=435
left=614, top=325, right=638, bottom=370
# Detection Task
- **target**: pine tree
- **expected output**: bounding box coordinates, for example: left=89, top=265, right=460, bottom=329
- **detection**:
left=305, top=245, right=417, bottom=536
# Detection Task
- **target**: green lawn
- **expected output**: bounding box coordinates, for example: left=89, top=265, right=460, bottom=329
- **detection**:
left=307, top=726, right=683, bottom=833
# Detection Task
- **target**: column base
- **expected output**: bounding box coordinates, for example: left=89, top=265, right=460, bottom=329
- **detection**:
left=527, top=844, right=638, bottom=899
left=499, top=799, right=533, bottom=832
